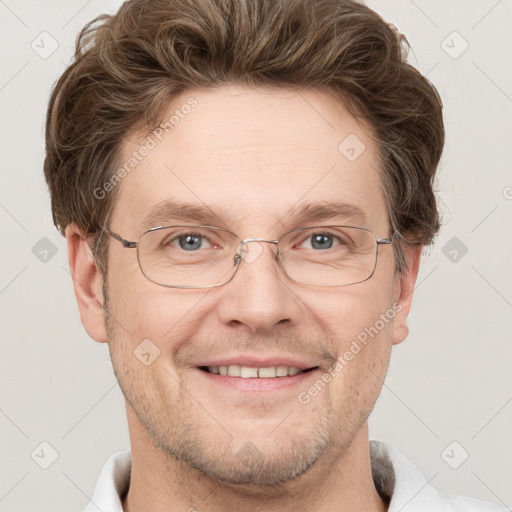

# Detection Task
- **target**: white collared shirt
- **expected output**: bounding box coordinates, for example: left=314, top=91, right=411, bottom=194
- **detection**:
left=83, top=440, right=508, bottom=511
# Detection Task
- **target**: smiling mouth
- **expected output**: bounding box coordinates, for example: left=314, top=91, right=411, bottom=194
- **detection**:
left=198, top=365, right=319, bottom=378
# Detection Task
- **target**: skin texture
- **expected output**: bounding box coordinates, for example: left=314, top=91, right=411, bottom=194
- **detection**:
left=66, top=85, right=421, bottom=512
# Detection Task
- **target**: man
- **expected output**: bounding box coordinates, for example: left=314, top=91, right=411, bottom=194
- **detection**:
left=43, top=0, right=506, bottom=510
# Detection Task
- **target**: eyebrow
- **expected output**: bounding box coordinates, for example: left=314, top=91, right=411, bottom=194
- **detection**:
left=138, top=200, right=224, bottom=233
left=138, top=199, right=369, bottom=233
left=290, top=201, right=368, bottom=226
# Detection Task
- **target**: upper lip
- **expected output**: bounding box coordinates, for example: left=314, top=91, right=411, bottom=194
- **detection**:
left=195, top=354, right=319, bottom=370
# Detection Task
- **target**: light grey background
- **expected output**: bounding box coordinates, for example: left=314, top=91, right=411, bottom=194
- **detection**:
left=0, top=1, right=511, bottom=511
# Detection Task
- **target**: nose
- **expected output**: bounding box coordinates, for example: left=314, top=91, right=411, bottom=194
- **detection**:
left=215, top=239, right=302, bottom=333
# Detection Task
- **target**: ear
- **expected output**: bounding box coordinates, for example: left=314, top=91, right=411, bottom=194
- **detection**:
left=65, top=224, right=107, bottom=343
left=391, top=244, right=422, bottom=346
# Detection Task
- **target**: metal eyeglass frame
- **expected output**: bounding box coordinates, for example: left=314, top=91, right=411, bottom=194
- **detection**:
left=102, top=224, right=395, bottom=289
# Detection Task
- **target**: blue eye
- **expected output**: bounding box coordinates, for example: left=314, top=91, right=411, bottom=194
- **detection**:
left=311, top=233, right=334, bottom=250
left=174, top=233, right=205, bottom=251
left=302, top=233, right=342, bottom=250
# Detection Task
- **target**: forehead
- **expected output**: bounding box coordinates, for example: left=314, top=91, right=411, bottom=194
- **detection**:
left=113, top=85, right=388, bottom=236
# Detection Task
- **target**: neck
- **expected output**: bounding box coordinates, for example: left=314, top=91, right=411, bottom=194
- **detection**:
left=122, top=410, right=387, bottom=512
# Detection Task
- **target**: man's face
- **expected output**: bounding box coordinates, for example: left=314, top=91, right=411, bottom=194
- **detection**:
left=101, top=85, right=406, bottom=485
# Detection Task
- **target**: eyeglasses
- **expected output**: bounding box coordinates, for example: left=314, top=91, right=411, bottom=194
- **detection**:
left=104, top=224, right=393, bottom=289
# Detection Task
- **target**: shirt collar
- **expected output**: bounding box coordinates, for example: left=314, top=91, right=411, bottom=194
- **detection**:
left=83, top=450, right=131, bottom=512
left=369, top=439, right=444, bottom=511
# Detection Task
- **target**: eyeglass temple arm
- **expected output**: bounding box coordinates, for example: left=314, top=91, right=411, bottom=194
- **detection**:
left=377, top=230, right=402, bottom=245
left=104, top=228, right=138, bottom=249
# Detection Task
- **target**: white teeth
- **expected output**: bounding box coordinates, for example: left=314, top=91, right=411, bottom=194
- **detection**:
left=227, top=364, right=241, bottom=377
left=258, top=367, right=276, bottom=378
left=206, top=365, right=306, bottom=378
left=240, top=366, right=259, bottom=378
left=276, top=365, right=288, bottom=377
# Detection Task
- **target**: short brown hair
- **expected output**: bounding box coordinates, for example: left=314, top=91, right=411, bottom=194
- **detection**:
left=44, top=0, right=444, bottom=276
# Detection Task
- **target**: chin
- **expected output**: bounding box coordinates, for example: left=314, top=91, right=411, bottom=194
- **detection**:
left=170, top=434, right=328, bottom=485
left=147, top=414, right=335, bottom=486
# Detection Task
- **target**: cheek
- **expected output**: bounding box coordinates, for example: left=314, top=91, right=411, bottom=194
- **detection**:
left=299, top=282, right=395, bottom=397
left=303, top=281, right=393, bottom=349
left=323, top=306, right=393, bottom=427
left=106, top=274, right=210, bottom=362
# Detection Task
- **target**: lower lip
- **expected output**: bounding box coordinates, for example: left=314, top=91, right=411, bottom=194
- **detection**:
left=195, top=367, right=320, bottom=392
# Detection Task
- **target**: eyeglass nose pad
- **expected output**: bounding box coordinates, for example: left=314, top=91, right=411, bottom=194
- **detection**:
left=233, top=240, right=279, bottom=267
left=233, top=241, right=245, bottom=267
